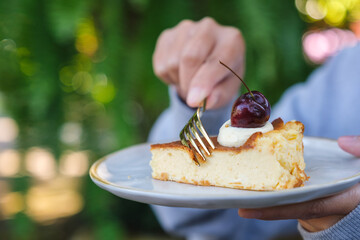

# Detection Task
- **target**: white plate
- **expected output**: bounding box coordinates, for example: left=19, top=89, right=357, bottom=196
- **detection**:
left=90, top=137, right=360, bottom=209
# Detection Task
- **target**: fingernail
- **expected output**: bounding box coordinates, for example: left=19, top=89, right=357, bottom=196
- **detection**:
left=238, top=209, right=263, bottom=218
left=338, top=136, right=360, bottom=157
left=187, top=87, right=207, bottom=107
left=338, top=136, right=360, bottom=144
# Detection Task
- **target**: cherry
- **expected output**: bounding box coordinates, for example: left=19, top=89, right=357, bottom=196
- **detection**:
left=219, top=61, right=271, bottom=128
left=231, top=91, right=270, bottom=128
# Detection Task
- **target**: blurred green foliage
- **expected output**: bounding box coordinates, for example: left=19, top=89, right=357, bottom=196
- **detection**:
left=0, top=0, right=313, bottom=239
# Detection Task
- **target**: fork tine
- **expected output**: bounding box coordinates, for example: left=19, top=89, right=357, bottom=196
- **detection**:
left=185, top=128, right=203, bottom=158
left=194, top=113, right=215, bottom=150
left=180, top=121, right=201, bottom=165
left=190, top=120, right=211, bottom=156
left=180, top=128, right=190, bottom=148
left=179, top=98, right=216, bottom=166
left=184, top=129, right=203, bottom=165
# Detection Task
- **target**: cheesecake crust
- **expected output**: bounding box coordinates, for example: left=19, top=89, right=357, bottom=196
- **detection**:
left=150, top=118, right=304, bottom=155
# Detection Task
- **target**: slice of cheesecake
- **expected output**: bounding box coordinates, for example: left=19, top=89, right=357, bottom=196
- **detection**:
left=150, top=118, right=308, bottom=191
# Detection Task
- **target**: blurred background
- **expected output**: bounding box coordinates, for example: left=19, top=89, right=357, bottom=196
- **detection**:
left=0, top=0, right=359, bottom=239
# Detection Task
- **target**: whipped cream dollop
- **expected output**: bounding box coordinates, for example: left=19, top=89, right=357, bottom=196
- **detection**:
left=217, top=120, right=273, bottom=147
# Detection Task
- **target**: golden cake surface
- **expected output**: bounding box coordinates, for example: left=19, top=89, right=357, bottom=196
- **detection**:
left=150, top=118, right=308, bottom=190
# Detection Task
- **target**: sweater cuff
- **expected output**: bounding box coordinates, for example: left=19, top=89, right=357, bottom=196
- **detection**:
left=298, top=204, right=360, bottom=240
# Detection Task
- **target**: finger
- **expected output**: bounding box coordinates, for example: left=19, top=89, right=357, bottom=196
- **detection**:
left=179, top=17, right=218, bottom=99
left=165, top=20, right=194, bottom=87
left=206, top=74, right=240, bottom=109
left=338, top=136, right=360, bottom=157
left=160, top=72, right=175, bottom=86
left=238, top=183, right=360, bottom=221
left=153, top=29, right=176, bottom=85
left=187, top=28, right=245, bottom=107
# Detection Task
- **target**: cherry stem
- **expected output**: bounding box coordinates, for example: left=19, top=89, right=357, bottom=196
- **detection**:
left=219, top=60, right=255, bottom=99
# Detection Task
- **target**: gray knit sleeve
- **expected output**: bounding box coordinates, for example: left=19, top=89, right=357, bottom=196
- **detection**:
left=298, top=204, right=360, bottom=240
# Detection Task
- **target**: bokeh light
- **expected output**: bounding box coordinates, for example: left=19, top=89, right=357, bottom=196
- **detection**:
left=324, top=0, right=347, bottom=26
left=25, top=178, right=84, bottom=223
left=0, top=39, right=16, bottom=52
left=303, top=28, right=358, bottom=64
left=75, top=19, right=99, bottom=57
left=296, top=0, right=360, bottom=26
left=25, top=148, right=56, bottom=180
left=59, top=151, right=89, bottom=177
left=91, top=73, right=116, bottom=104
left=72, top=71, right=93, bottom=94
left=298, top=0, right=360, bottom=63
left=350, top=20, right=360, bottom=37
left=0, top=150, right=21, bottom=177
left=60, top=122, right=83, bottom=145
left=0, top=192, right=24, bottom=218
left=306, top=0, right=327, bottom=20
left=0, top=117, right=18, bottom=143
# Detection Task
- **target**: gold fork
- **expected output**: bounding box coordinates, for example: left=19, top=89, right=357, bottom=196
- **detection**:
left=179, top=99, right=215, bottom=166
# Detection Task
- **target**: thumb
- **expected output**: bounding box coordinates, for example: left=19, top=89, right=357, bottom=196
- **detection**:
left=338, top=136, right=360, bottom=157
